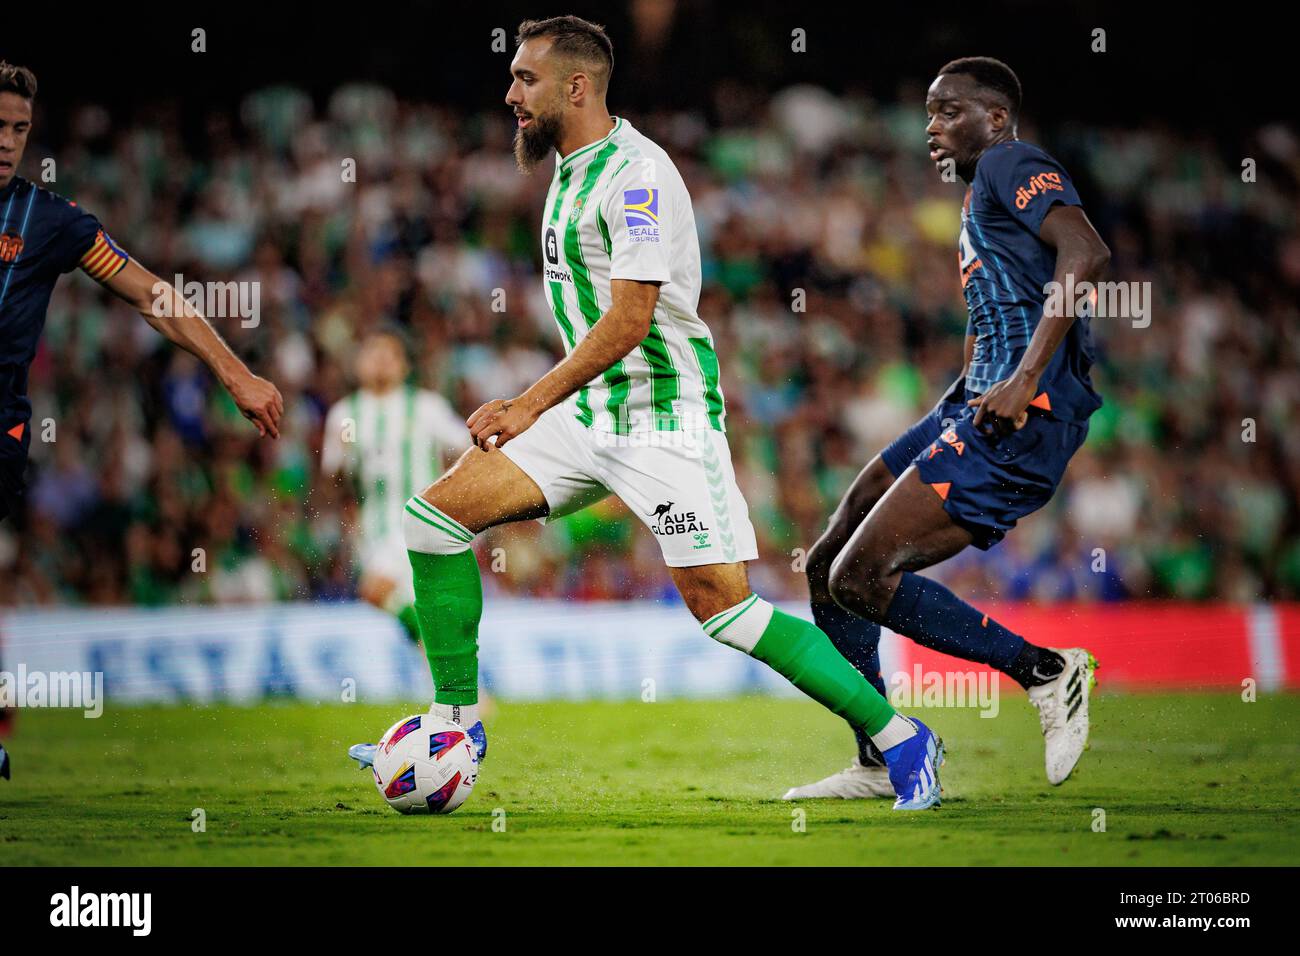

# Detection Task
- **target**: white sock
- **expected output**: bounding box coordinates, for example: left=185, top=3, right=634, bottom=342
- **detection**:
left=431, top=701, right=479, bottom=728
left=870, top=714, right=918, bottom=752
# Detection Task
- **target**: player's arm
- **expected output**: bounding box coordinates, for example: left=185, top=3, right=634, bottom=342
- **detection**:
left=969, top=204, right=1109, bottom=434
left=467, top=279, right=656, bottom=450
left=101, top=259, right=285, bottom=439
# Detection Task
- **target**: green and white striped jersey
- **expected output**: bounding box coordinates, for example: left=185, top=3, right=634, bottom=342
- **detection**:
left=321, top=385, right=467, bottom=542
left=540, top=117, right=725, bottom=434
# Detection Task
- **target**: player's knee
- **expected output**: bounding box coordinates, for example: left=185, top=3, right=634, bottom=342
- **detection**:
left=402, top=496, right=475, bottom=555
left=826, top=549, right=892, bottom=622
left=804, top=536, right=839, bottom=596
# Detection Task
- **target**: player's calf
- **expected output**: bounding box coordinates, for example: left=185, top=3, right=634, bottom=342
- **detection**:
left=805, top=456, right=896, bottom=604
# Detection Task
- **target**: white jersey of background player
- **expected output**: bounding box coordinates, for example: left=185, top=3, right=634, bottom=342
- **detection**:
left=321, top=331, right=467, bottom=637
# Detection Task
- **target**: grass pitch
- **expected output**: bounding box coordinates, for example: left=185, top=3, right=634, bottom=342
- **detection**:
left=2, top=692, right=1296, bottom=866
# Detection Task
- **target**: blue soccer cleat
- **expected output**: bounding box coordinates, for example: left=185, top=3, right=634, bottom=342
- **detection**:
left=465, top=721, right=487, bottom=763
left=348, top=742, right=379, bottom=770
left=882, top=718, right=944, bottom=810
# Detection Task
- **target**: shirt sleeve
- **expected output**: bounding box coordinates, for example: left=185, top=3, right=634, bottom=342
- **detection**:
left=979, top=145, right=1082, bottom=236
left=320, top=400, right=350, bottom=477
left=45, top=201, right=101, bottom=275
left=421, top=392, right=468, bottom=452
left=598, top=160, right=672, bottom=285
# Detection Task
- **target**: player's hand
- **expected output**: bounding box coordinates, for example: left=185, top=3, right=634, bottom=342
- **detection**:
left=968, top=372, right=1037, bottom=437
left=467, top=395, right=541, bottom=451
left=230, top=372, right=284, bottom=439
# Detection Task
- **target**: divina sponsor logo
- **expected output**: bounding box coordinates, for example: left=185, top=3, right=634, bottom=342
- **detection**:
left=49, top=886, right=152, bottom=936
left=1013, top=170, right=1064, bottom=209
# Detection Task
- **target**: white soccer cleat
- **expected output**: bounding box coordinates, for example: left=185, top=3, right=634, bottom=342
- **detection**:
left=1028, top=647, right=1098, bottom=785
left=781, top=756, right=895, bottom=800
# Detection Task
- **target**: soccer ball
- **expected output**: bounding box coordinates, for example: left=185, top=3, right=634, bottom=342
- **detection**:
left=371, top=714, right=478, bottom=814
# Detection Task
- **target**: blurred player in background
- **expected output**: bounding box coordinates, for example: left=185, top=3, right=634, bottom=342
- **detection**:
left=349, top=15, right=947, bottom=810
left=320, top=330, right=467, bottom=643
left=787, top=57, right=1109, bottom=799
left=0, top=61, right=283, bottom=780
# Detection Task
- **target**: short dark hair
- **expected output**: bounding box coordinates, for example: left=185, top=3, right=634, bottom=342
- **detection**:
left=0, top=61, right=38, bottom=100
left=938, top=56, right=1021, bottom=116
left=516, top=15, right=614, bottom=92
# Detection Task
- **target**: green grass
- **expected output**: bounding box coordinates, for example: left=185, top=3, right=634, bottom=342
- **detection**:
left=2, top=692, right=1297, bottom=865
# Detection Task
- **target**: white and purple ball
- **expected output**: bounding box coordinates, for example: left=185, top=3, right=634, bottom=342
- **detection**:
left=372, top=714, right=478, bottom=814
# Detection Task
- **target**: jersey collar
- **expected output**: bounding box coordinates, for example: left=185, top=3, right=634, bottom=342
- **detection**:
left=557, top=117, right=623, bottom=171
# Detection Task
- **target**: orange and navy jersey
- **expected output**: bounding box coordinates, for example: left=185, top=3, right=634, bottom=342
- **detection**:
left=959, top=140, right=1101, bottom=423
left=0, top=175, right=129, bottom=427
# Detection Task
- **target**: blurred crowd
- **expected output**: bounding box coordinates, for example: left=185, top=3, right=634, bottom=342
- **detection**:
left=1, top=81, right=1298, bottom=608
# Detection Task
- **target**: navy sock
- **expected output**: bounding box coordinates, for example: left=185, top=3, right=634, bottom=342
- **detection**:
left=811, top=600, right=886, bottom=766
left=881, top=572, right=1026, bottom=672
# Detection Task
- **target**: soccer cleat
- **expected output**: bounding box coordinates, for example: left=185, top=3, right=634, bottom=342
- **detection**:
left=348, top=742, right=379, bottom=770
left=1028, top=647, right=1097, bottom=785
left=781, top=755, right=894, bottom=800
left=0, top=742, right=9, bottom=780
left=882, top=718, right=944, bottom=810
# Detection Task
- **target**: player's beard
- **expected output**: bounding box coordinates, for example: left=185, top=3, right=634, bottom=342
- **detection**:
left=514, top=108, right=563, bottom=174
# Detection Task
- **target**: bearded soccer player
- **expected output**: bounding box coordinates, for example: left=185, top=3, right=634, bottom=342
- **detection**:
left=785, top=57, right=1109, bottom=800
left=347, top=15, right=946, bottom=810
left=0, top=62, right=284, bottom=781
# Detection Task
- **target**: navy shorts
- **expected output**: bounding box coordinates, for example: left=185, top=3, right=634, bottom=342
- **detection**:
left=0, top=420, right=31, bottom=527
left=880, top=394, right=1088, bottom=550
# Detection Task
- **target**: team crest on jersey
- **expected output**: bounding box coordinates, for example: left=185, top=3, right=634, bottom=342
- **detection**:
left=568, top=195, right=586, bottom=224
left=0, top=232, right=24, bottom=264
left=623, top=188, right=660, bottom=242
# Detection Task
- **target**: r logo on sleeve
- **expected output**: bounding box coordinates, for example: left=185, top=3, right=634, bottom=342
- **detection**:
left=623, top=188, right=660, bottom=242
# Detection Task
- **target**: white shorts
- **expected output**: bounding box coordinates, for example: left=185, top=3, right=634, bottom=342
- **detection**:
left=499, top=405, right=759, bottom=568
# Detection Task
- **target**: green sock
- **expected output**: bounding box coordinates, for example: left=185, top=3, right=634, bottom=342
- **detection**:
left=408, top=549, right=482, bottom=705
left=704, top=596, right=897, bottom=736
left=395, top=603, right=421, bottom=645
